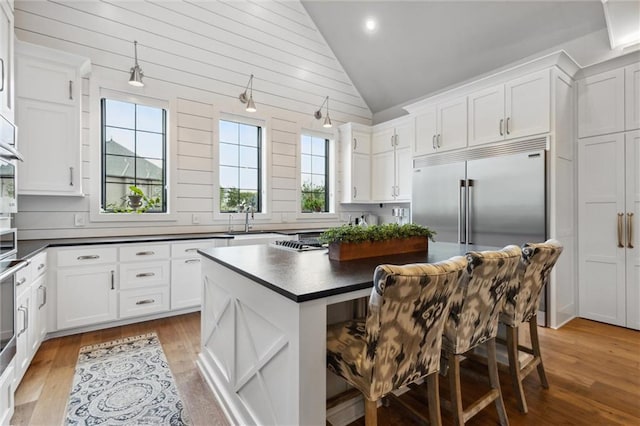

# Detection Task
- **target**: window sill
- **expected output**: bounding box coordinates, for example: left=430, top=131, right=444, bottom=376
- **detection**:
left=89, top=211, right=179, bottom=223
left=295, top=213, right=339, bottom=221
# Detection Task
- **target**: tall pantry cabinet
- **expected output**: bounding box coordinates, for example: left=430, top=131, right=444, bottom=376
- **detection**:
left=577, top=62, right=640, bottom=330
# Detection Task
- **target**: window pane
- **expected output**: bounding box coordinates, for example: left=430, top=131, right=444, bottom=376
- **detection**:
left=104, top=182, right=133, bottom=210
left=301, top=136, right=312, bottom=154
left=136, top=131, right=163, bottom=159
left=239, top=124, right=258, bottom=147
left=220, top=187, right=239, bottom=213
left=219, top=143, right=239, bottom=166
left=312, top=137, right=325, bottom=155
left=239, top=168, right=257, bottom=190
left=105, top=155, right=135, bottom=179
left=105, top=128, right=135, bottom=154
left=239, top=146, right=257, bottom=168
left=220, top=120, right=238, bottom=143
left=301, top=173, right=312, bottom=187
left=312, top=175, right=325, bottom=189
left=136, top=105, right=163, bottom=133
left=136, top=158, right=164, bottom=183
left=301, top=154, right=311, bottom=173
left=220, top=166, right=239, bottom=188
left=105, top=99, right=135, bottom=128
left=312, top=156, right=325, bottom=175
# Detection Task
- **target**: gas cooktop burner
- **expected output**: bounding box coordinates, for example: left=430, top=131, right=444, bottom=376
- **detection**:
left=272, top=238, right=325, bottom=252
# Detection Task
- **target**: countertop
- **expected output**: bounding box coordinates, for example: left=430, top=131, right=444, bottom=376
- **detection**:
left=16, top=228, right=327, bottom=259
left=198, top=242, right=496, bottom=303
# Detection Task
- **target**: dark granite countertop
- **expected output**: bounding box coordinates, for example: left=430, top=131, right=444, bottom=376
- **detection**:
left=199, top=242, right=496, bottom=303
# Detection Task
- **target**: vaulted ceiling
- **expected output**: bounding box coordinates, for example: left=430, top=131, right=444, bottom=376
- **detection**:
left=302, top=1, right=607, bottom=121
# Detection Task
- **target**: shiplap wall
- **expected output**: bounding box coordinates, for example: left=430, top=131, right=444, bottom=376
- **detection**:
left=13, top=0, right=373, bottom=239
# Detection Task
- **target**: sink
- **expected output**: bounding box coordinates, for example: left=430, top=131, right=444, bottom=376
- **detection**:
left=228, top=232, right=285, bottom=240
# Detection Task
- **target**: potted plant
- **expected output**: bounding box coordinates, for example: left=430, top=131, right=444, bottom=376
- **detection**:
left=319, top=223, right=436, bottom=261
left=105, top=185, right=161, bottom=213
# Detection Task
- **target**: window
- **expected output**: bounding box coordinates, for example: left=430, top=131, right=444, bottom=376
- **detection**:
left=101, top=99, right=167, bottom=213
left=301, top=134, right=329, bottom=213
left=219, top=119, right=262, bottom=213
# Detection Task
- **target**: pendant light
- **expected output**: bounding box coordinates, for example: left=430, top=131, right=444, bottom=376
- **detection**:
left=239, top=74, right=257, bottom=112
left=314, top=96, right=332, bottom=128
left=128, top=40, right=144, bottom=87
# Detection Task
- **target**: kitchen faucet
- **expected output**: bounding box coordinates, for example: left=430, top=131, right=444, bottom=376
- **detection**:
left=244, top=205, right=254, bottom=232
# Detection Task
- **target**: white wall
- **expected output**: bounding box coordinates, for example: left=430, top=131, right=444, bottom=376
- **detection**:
left=13, top=0, right=372, bottom=239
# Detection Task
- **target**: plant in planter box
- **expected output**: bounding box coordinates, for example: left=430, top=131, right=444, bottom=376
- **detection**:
left=106, top=185, right=161, bottom=213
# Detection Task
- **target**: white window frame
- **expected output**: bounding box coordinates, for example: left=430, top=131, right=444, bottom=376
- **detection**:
left=213, top=112, right=271, bottom=221
left=296, top=128, right=338, bottom=220
left=89, top=84, right=178, bottom=223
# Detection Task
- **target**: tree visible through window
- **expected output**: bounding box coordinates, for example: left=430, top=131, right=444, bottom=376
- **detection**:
left=301, top=135, right=328, bottom=213
left=219, top=119, right=262, bottom=213
left=101, top=99, right=167, bottom=213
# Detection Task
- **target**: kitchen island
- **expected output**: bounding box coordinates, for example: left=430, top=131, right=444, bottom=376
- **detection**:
left=197, top=242, right=493, bottom=426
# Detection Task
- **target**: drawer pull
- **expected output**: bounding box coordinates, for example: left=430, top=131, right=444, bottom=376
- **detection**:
left=17, top=277, right=26, bottom=286
left=37, top=263, right=45, bottom=271
left=185, top=259, right=200, bottom=264
left=39, top=285, right=47, bottom=309
left=185, top=248, right=199, bottom=253
left=136, top=251, right=155, bottom=256
left=77, top=255, right=99, bottom=260
left=136, top=299, right=155, bottom=305
left=136, top=272, right=155, bottom=278
left=111, top=270, right=115, bottom=290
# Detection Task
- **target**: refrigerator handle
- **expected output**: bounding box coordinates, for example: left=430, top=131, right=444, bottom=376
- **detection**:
left=467, top=179, right=474, bottom=244
left=459, top=179, right=466, bottom=244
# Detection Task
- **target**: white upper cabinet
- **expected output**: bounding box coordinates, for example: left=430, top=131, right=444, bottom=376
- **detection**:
left=16, top=41, right=90, bottom=196
left=372, top=126, right=395, bottom=155
left=626, top=63, right=640, bottom=131
left=415, top=96, right=467, bottom=155
left=468, top=69, right=550, bottom=146
left=577, top=68, right=625, bottom=138
left=339, top=123, right=371, bottom=203
left=371, top=118, right=414, bottom=202
left=352, top=130, right=371, bottom=154
left=0, top=1, right=14, bottom=120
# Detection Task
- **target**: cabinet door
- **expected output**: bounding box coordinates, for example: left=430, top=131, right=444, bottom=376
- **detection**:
left=15, top=289, right=31, bottom=383
left=57, top=265, right=118, bottom=330
left=468, top=84, right=505, bottom=146
left=505, top=69, right=550, bottom=139
left=394, top=119, right=414, bottom=149
left=625, top=64, right=640, bottom=131
left=171, top=258, right=202, bottom=309
left=16, top=55, right=77, bottom=105
left=437, top=97, right=467, bottom=152
left=351, top=152, right=370, bottom=201
left=352, top=131, right=371, bottom=154
left=34, top=275, right=47, bottom=345
left=578, top=134, right=626, bottom=326
left=395, top=146, right=412, bottom=201
left=626, top=131, right=640, bottom=330
left=415, top=107, right=437, bottom=156
left=29, top=275, right=45, bottom=354
left=17, top=99, right=81, bottom=195
left=577, top=68, right=625, bottom=138
left=0, top=2, right=13, bottom=119
left=371, top=127, right=395, bottom=154
left=0, top=362, right=14, bottom=426
left=371, top=150, right=395, bottom=201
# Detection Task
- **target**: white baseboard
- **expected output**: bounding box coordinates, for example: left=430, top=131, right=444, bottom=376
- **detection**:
left=326, top=394, right=364, bottom=426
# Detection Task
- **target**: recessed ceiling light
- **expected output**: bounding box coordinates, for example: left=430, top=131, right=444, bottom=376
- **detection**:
left=365, top=18, right=377, bottom=32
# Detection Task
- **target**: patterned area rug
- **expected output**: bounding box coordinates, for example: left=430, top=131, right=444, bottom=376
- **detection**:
left=66, top=332, right=189, bottom=425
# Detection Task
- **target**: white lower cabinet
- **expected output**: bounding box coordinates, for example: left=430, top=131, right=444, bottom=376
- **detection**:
left=14, top=288, right=31, bottom=383
left=120, top=287, right=170, bottom=319
left=0, top=362, right=14, bottom=426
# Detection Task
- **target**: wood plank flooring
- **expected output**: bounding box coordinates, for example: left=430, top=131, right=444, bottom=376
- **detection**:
left=10, top=314, right=640, bottom=425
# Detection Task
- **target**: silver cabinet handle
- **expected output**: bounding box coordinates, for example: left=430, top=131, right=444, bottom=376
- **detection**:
left=17, top=307, right=27, bottom=337
left=437, top=134, right=441, bottom=148
left=353, top=138, right=357, bottom=151
left=185, top=258, right=200, bottom=264
left=628, top=212, right=634, bottom=249
left=37, top=263, right=45, bottom=271
left=506, top=117, right=511, bottom=134
left=136, top=299, right=155, bottom=305
left=136, top=251, right=155, bottom=256
left=69, top=167, right=74, bottom=186
left=353, top=186, right=357, bottom=199
left=136, top=272, right=155, bottom=278
left=110, top=270, right=115, bottom=290
left=17, top=277, right=26, bottom=286
left=69, top=80, right=73, bottom=100
left=394, top=134, right=399, bottom=146
left=77, top=255, right=99, bottom=260
left=0, top=58, right=4, bottom=92
left=499, top=118, right=504, bottom=136
left=185, top=248, right=199, bottom=253
left=39, top=285, right=47, bottom=309
left=432, top=134, right=436, bottom=150
left=618, top=213, right=624, bottom=248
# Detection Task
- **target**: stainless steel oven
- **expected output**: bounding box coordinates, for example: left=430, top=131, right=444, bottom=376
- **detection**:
left=0, top=228, right=21, bottom=377
left=0, top=113, right=21, bottom=214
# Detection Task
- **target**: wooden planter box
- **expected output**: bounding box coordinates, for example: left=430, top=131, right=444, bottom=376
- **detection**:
left=328, top=236, right=429, bottom=261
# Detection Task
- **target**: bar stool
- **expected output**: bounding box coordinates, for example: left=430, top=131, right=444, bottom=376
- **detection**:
left=442, top=245, right=521, bottom=426
left=500, top=239, right=563, bottom=413
left=326, top=257, right=467, bottom=426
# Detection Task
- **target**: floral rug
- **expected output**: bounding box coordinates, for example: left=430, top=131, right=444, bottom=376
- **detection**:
left=65, top=332, right=189, bottom=425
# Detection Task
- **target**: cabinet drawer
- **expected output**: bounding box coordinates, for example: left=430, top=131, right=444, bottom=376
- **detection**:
left=31, top=251, right=47, bottom=278
left=57, top=246, right=117, bottom=267
left=171, top=240, right=219, bottom=258
left=120, top=287, right=170, bottom=319
left=120, top=261, right=169, bottom=290
left=120, top=244, right=170, bottom=262
left=15, top=264, right=31, bottom=292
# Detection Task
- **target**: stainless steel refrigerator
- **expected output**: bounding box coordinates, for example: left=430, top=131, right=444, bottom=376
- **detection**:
left=412, top=146, right=547, bottom=248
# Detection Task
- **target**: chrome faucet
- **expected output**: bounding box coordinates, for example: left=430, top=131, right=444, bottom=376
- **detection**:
left=244, top=206, right=254, bottom=232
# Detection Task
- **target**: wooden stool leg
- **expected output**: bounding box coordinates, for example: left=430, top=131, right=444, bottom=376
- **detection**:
left=448, top=354, right=465, bottom=426
left=364, top=398, right=378, bottom=426
left=529, top=316, right=549, bottom=389
left=487, top=338, right=509, bottom=426
left=426, top=373, right=442, bottom=426
left=506, top=325, right=528, bottom=413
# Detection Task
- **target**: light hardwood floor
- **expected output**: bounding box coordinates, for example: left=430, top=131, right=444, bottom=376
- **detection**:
left=10, top=314, right=640, bottom=425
